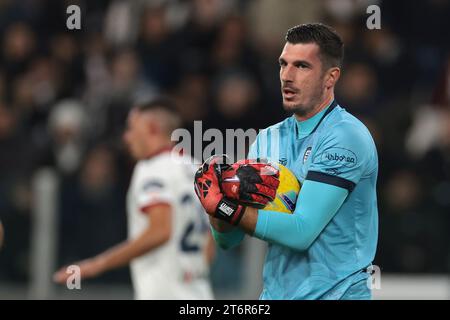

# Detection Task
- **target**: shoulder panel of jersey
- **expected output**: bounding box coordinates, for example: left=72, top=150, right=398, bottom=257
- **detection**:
left=134, top=153, right=181, bottom=213
left=306, top=105, right=378, bottom=189
left=249, top=116, right=296, bottom=159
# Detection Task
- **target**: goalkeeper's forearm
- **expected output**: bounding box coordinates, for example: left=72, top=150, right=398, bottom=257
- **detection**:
left=240, top=180, right=348, bottom=251
left=209, top=217, right=245, bottom=250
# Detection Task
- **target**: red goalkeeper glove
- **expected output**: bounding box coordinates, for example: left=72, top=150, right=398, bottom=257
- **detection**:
left=194, top=157, right=246, bottom=225
left=220, top=159, right=280, bottom=208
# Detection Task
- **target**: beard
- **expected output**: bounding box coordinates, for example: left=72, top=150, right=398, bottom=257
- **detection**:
left=281, top=72, right=328, bottom=117
left=282, top=89, right=324, bottom=117
left=282, top=101, right=315, bottom=116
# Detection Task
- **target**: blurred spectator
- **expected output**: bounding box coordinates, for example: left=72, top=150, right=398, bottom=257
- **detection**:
left=337, top=62, right=379, bottom=117
left=377, top=169, right=448, bottom=273
left=2, top=22, right=35, bottom=72
left=204, top=71, right=262, bottom=161
left=210, top=15, right=258, bottom=74
left=102, top=48, right=155, bottom=141
left=58, top=144, right=129, bottom=282
left=405, top=105, right=447, bottom=159
left=136, top=5, right=181, bottom=90
left=1, top=22, right=36, bottom=100
left=323, top=0, right=381, bottom=22
left=0, top=104, right=33, bottom=282
left=45, top=99, right=87, bottom=175
left=432, top=53, right=450, bottom=107
left=50, top=33, right=85, bottom=98
left=104, top=0, right=138, bottom=48
left=82, top=32, right=111, bottom=138
left=174, top=71, right=210, bottom=126
left=209, top=71, right=260, bottom=130
left=416, top=109, right=450, bottom=204
left=247, top=0, right=323, bottom=54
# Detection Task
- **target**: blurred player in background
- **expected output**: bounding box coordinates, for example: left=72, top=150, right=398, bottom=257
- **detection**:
left=54, top=98, right=215, bottom=300
left=196, top=23, right=378, bottom=300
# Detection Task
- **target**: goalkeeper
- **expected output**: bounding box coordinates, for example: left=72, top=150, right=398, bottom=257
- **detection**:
left=194, top=23, right=379, bottom=300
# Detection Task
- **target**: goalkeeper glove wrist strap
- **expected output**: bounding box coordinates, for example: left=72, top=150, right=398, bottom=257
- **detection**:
left=215, top=198, right=246, bottom=226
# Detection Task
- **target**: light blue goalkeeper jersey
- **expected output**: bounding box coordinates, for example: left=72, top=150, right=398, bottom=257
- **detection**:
left=247, top=100, right=379, bottom=300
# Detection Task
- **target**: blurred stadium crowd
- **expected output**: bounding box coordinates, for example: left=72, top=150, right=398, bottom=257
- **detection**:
left=0, top=0, right=449, bottom=292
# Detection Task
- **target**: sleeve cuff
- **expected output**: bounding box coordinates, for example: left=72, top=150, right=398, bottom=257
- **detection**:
left=306, top=171, right=356, bottom=192
left=140, top=201, right=172, bottom=214
left=210, top=225, right=245, bottom=249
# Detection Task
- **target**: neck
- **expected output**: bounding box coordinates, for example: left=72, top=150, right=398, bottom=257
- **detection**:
left=144, top=139, right=174, bottom=159
left=294, top=92, right=334, bottom=122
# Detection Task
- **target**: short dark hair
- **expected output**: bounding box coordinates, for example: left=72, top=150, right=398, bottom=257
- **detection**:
left=285, top=23, right=344, bottom=69
left=134, top=96, right=181, bottom=134
left=134, top=96, right=178, bottom=114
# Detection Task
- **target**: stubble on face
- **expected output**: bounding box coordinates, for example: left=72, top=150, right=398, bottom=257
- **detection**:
left=282, top=83, right=324, bottom=117
left=279, top=42, right=327, bottom=119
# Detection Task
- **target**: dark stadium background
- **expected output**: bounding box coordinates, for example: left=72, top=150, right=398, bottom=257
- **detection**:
left=0, top=0, right=449, bottom=299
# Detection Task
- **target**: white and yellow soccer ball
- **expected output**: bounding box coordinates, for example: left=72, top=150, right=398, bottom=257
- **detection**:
left=263, top=164, right=301, bottom=214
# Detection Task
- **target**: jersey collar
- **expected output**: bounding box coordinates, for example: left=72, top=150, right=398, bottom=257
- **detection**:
left=295, top=99, right=337, bottom=139
left=144, top=145, right=174, bottom=160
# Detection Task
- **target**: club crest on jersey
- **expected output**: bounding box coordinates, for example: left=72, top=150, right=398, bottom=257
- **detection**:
left=303, top=147, right=312, bottom=164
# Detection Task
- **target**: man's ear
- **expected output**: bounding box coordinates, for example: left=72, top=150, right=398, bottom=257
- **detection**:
left=325, top=67, right=341, bottom=89
left=144, top=115, right=159, bottom=135
left=148, top=120, right=160, bottom=135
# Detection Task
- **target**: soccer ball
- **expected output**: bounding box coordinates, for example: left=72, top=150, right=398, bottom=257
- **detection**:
left=263, top=164, right=301, bottom=214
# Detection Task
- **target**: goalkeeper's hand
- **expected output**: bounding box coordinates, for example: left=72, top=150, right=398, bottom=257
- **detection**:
left=194, top=156, right=279, bottom=225
left=220, top=159, right=280, bottom=208
left=194, top=156, right=246, bottom=225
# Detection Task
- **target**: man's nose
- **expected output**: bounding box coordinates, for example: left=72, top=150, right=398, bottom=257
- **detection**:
left=280, top=65, right=295, bottom=83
